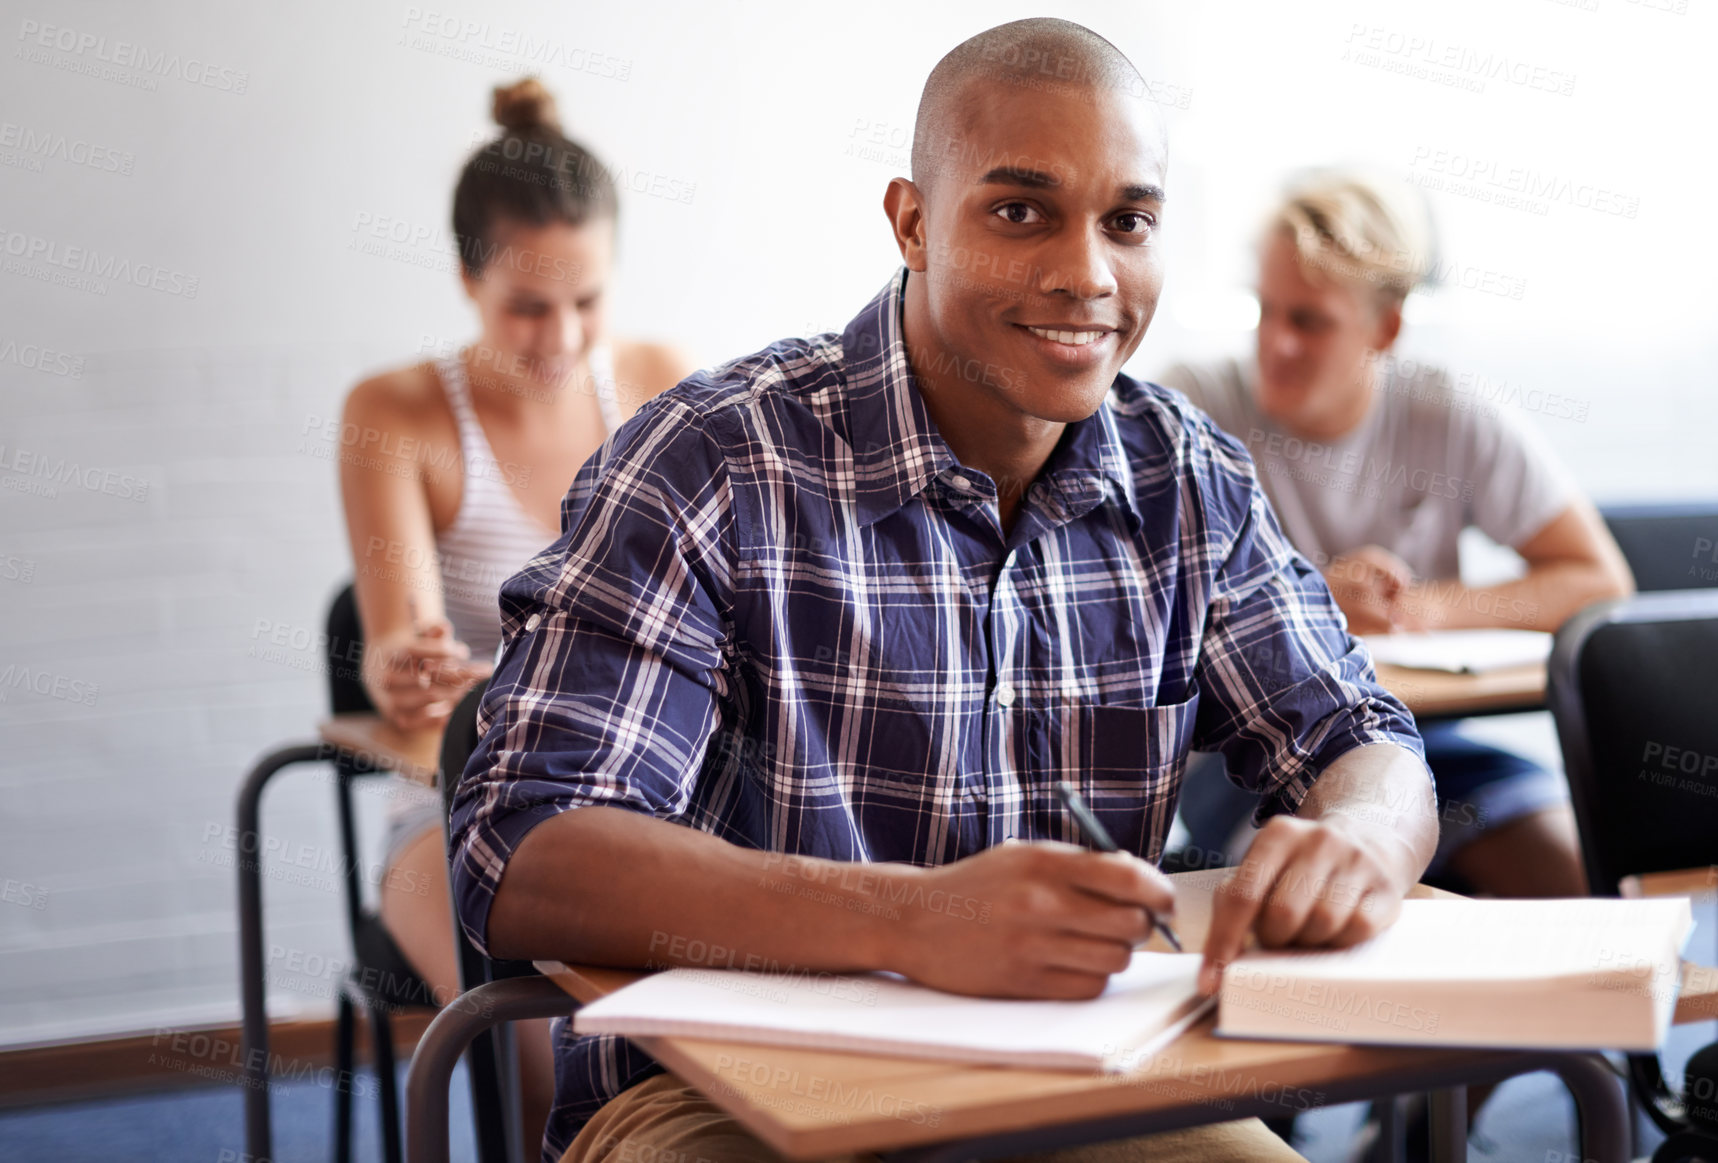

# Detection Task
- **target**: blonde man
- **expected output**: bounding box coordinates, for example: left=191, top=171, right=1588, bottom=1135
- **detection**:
left=1162, top=172, right=1632, bottom=897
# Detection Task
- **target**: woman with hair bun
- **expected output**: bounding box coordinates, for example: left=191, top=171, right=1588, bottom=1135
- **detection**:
left=337, top=76, right=691, bottom=1144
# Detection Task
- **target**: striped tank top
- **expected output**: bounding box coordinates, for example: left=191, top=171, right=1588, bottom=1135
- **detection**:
left=435, top=346, right=625, bottom=659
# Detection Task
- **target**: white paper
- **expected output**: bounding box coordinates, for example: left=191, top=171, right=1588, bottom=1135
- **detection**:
left=1363, top=629, right=1552, bottom=674
left=574, top=951, right=1212, bottom=1072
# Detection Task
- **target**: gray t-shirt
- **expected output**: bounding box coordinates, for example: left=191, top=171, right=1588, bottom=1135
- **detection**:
left=1157, top=357, right=1574, bottom=580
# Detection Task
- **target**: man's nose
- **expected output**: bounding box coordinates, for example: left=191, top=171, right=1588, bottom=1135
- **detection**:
left=1261, top=319, right=1299, bottom=362
left=1039, top=224, right=1118, bottom=301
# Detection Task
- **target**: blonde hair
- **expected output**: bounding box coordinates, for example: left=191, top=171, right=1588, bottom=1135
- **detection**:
left=1268, top=171, right=1433, bottom=310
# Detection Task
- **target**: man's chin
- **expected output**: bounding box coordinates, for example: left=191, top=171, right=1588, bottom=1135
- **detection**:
left=1017, top=369, right=1120, bottom=425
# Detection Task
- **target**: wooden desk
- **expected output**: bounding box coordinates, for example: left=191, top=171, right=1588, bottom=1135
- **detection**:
left=1374, top=662, right=1547, bottom=723
left=317, top=713, right=442, bottom=785
left=537, top=868, right=1708, bottom=1160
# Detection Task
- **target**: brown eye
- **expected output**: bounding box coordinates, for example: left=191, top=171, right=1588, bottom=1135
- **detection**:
left=994, top=202, right=1042, bottom=225
left=1113, top=212, right=1155, bottom=237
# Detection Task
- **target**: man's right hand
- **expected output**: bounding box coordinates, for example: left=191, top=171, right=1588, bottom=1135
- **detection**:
left=892, top=840, right=1176, bottom=1000
left=1324, top=545, right=1415, bottom=635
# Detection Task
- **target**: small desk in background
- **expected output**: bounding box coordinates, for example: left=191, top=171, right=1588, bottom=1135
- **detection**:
left=317, top=712, right=441, bottom=786
left=1374, top=661, right=1547, bottom=724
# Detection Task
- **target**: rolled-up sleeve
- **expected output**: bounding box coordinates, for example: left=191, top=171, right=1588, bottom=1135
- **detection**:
left=1190, top=431, right=1427, bottom=824
left=448, top=399, right=738, bottom=957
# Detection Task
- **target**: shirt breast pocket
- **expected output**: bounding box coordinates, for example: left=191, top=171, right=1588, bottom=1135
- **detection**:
left=1039, top=690, right=1201, bottom=859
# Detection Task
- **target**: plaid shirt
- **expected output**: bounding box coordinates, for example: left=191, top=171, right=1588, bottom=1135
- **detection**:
left=451, top=268, right=1425, bottom=1158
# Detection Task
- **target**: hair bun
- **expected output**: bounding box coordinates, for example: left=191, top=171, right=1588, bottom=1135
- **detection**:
left=491, top=77, right=561, bottom=134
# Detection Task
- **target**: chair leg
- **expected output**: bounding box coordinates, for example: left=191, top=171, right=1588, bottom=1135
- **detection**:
left=371, top=1003, right=404, bottom=1163
left=334, top=990, right=356, bottom=1163
left=237, top=741, right=335, bottom=1163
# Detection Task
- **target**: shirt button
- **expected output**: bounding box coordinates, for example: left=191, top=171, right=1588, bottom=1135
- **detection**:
left=949, top=474, right=972, bottom=492
left=995, top=683, right=1016, bottom=708
left=525, top=614, right=542, bottom=632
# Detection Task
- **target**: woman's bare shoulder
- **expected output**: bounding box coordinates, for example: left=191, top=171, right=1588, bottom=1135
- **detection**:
left=343, top=360, right=449, bottom=427
left=613, top=339, right=697, bottom=406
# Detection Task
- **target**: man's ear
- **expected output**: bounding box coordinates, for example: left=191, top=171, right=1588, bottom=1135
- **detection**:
left=884, top=177, right=929, bottom=272
left=1371, top=300, right=1404, bottom=352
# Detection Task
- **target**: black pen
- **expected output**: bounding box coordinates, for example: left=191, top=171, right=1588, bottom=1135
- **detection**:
left=1054, top=781, right=1184, bottom=952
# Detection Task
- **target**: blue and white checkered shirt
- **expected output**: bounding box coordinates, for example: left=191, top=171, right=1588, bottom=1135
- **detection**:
left=451, top=268, right=1424, bottom=1158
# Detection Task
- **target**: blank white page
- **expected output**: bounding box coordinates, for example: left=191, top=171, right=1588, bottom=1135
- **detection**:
left=574, top=952, right=1212, bottom=1072
left=1229, top=898, right=1693, bottom=984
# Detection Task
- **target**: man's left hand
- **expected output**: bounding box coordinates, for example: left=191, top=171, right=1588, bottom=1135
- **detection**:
left=1196, top=813, right=1418, bottom=995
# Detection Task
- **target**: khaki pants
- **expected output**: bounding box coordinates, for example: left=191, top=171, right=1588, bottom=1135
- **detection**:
left=561, top=1072, right=1307, bottom=1163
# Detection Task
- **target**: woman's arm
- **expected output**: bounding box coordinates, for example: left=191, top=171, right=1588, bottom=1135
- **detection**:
left=337, top=371, right=488, bottom=729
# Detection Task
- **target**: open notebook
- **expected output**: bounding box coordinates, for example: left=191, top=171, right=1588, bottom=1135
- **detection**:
left=1217, top=897, right=1694, bottom=1051
left=574, top=952, right=1213, bottom=1072
left=1362, top=628, right=1552, bottom=674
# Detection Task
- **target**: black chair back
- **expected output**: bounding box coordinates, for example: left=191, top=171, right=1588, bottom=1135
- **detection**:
left=1600, top=503, right=1718, bottom=593
left=1547, top=590, right=1718, bottom=897
left=439, top=679, right=538, bottom=1163
left=327, top=582, right=439, bottom=1007
left=327, top=582, right=378, bottom=715
left=1547, top=589, right=1718, bottom=1141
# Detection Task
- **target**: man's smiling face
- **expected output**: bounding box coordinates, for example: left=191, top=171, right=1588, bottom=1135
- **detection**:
left=910, top=76, right=1167, bottom=425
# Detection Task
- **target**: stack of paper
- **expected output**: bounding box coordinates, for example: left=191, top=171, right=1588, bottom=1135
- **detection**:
left=575, top=952, right=1212, bottom=1072
left=1217, top=898, right=1694, bottom=1050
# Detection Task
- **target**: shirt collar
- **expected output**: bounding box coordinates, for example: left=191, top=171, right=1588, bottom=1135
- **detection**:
left=1037, top=398, right=1144, bottom=533
left=844, top=268, right=957, bottom=527
left=842, top=266, right=1142, bottom=532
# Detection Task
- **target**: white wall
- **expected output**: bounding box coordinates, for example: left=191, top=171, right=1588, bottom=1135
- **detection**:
left=1, top=0, right=1713, bottom=1046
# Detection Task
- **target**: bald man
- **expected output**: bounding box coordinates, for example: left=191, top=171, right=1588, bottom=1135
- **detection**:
left=452, top=19, right=1436, bottom=1163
